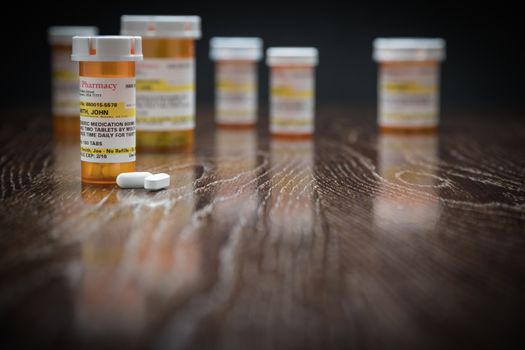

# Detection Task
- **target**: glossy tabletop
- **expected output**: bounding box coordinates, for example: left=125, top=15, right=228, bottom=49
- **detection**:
left=1, top=107, right=524, bottom=349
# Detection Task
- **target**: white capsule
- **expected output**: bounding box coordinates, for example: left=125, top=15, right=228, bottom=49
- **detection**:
left=116, top=172, right=153, bottom=189
left=144, top=173, right=170, bottom=191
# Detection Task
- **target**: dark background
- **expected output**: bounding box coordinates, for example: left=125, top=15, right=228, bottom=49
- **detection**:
left=2, top=1, right=524, bottom=118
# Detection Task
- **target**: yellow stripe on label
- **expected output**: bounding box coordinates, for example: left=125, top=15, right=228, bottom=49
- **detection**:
left=137, top=115, right=193, bottom=124
left=136, top=80, right=194, bottom=92
left=382, top=82, right=436, bottom=94
left=80, top=146, right=136, bottom=155
left=80, top=102, right=135, bottom=118
left=53, top=70, right=77, bottom=81
left=272, top=118, right=313, bottom=126
left=217, top=80, right=254, bottom=93
left=383, top=112, right=436, bottom=121
left=271, top=87, right=313, bottom=98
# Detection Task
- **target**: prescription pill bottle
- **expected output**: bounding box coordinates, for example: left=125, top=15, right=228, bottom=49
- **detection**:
left=121, top=15, right=201, bottom=152
left=267, top=48, right=318, bottom=138
left=72, top=36, right=143, bottom=184
left=373, top=38, right=446, bottom=132
left=48, top=26, right=98, bottom=140
left=210, top=37, right=263, bottom=127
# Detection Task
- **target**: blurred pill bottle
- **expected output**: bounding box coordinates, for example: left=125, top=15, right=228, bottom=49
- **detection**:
left=373, top=38, right=446, bottom=133
left=72, top=36, right=143, bottom=184
left=266, top=47, right=318, bottom=138
left=121, top=15, right=201, bottom=152
left=49, top=26, right=98, bottom=141
left=210, top=37, right=263, bottom=128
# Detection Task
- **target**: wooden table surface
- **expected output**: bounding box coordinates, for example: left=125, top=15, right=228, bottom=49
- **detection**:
left=1, top=107, right=524, bottom=349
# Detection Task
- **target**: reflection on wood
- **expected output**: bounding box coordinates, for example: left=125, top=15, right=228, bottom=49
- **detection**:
left=269, top=139, right=314, bottom=241
left=74, top=155, right=199, bottom=340
left=212, top=128, right=259, bottom=223
left=374, top=134, right=441, bottom=231
left=0, top=109, right=524, bottom=349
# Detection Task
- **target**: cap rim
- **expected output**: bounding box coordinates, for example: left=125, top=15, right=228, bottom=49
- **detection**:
left=120, top=15, right=201, bottom=38
left=48, top=26, right=99, bottom=44
left=373, top=38, right=446, bottom=62
left=266, top=47, right=319, bottom=66
left=210, top=37, right=263, bottom=61
left=71, top=36, right=143, bottom=62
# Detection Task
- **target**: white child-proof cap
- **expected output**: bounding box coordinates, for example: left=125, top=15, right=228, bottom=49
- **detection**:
left=120, top=15, right=201, bottom=38
left=48, top=26, right=98, bottom=45
left=266, top=47, right=319, bottom=66
left=71, top=36, right=143, bottom=62
left=210, top=37, right=263, bottom=61
left=373, top=38, right=446, bottom=62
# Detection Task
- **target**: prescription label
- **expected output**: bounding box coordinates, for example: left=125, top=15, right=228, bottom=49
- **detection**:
left=270, top=68, right=315, bottom=134
left=379, top=64, right=440, bottom=127
left=136, top=58, right=195, bottom=131
left=216, top=62, right=257, bottom=124
left=51, top=50, right=78, bottom=116
left=79, top=77, right=136, bottom=163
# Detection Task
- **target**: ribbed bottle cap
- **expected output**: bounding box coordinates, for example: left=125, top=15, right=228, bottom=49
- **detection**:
left=373, top=38, right=446, bottom=62
left=120, top=15, right=201, bottom=38
left=71, top=36, right=143, bottom=62
left=210, top=37, right=263, bottom=61
left=48, top=26, right=98, bottom=45
left=266, top=47, right=318, bottom=66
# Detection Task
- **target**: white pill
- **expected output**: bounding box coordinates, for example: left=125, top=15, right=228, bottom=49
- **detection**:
left=144, top=173, right=170, bottom=191
left=116, top=172, right=153, bottom=189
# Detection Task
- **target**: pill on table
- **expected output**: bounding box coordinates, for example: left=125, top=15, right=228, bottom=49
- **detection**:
left=144, top=173, right=170, bottom=191
left=116, top=172, right=153, bottom=189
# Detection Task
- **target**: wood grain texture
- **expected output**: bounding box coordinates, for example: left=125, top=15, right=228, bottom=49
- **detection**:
left=0, top=107, right=524, bottom=350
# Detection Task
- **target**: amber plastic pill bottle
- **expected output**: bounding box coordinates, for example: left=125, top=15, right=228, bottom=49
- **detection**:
left=48, top=26, right=98, bottom=140
left=121, top=15, right=201, bottom=152
left=266, top=48, right=318, bottom=138
left=72, top=36, right=143, bottom=184
left=373, top=38, right=446, bottom=133
left=210, top=37, right=263, bottom=127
